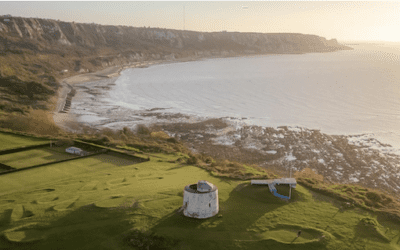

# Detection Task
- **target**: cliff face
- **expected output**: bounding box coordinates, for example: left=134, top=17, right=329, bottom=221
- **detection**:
left=0, top=15, right=351, bottom=114
left=0, top=16, right=350, bottom=60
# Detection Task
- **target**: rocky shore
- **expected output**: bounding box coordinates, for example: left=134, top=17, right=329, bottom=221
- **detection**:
left=160, top=120, right=400, bottom=197
left=52, top=61, right=169, bottom=131
left=52, top=59, right=400, bottom=199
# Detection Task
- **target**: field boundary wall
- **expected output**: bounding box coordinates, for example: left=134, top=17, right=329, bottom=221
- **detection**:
left=74, top=140, right=149, bottom=162
left=0, top=162, right=14, bottom=171
left=0, top=134, right=148, bottom=176
left=0, top=129, right=55, bottom=140
left=0, top=143, right=148, bottom=176
left=0, top=151, right=104, bottom=176
left=0, top=143, right=50, bottom=155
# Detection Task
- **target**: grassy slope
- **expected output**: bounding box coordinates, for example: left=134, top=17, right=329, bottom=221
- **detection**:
left=0, top=132, right=50, bottom=150
left=0, top=148, right=399, bottom=250
left=0, top=148, right=76, bottom=169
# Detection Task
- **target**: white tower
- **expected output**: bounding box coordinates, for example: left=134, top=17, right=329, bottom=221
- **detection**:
left=182, top=180, right=219, bottom=219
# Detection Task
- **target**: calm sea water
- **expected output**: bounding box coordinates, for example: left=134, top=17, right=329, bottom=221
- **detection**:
left=107, top=43, right=400, bottom=148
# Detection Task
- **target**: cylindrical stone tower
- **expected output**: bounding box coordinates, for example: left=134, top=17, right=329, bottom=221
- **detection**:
left=182, top=180, right=219, bottom=219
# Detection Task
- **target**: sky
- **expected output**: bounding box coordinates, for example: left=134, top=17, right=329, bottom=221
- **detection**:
left=1, top=1, right=400, bottom=42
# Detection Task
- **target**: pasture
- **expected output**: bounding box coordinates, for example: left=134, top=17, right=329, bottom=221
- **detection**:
left=0, top=148, right=77, bottom=169
left=1, top=160, right=399, bottom=249
left=0, top=132, right=50, bottom=151
left=0, top=137, right=399, bottom=249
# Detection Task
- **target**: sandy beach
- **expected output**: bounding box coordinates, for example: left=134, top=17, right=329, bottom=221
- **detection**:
left=53, top=67, right=117, bottom=131
left=51, top=55, right=212, bottom=132
left=52, top=62, right=160, bottom=132
left=51, top=52, right=265, bottom=132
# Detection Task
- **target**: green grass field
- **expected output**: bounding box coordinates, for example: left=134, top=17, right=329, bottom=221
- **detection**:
left=0, top=132, right=50, bottom=151
left=0, top=148, right=77, bottom=169
left=1, top=149, right=400, bottom=250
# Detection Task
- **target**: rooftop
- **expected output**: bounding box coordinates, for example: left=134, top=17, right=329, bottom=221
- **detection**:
left=184, top=181, right=217, bottom=193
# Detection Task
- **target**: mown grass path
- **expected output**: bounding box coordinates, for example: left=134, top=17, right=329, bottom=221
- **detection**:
left=0, top=151, right=399, bottom=250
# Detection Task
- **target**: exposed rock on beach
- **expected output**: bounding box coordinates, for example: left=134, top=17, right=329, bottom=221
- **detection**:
left=52, top=71, right=400, bottom=198
left=162, top=121, right=400, bottom=196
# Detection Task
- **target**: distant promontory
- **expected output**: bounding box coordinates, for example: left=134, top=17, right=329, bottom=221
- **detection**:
left=0, top=15, right=351, bottom=114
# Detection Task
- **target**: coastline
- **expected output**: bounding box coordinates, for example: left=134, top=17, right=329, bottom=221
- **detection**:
left=51, top=52, right=400, bottom=198
left=51, top=53, right=244, bottom=131
left=52, top=50, right=303, bottom=111
left=52, top=60, right=174, bottom=131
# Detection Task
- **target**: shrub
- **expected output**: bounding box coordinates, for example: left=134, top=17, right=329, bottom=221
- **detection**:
left=55, top=139, right=74, bottom=147
left=99, top=128, right=116, bottom=139
left=136, top=124, right=151, bottom=135
left=0, top=109, right=61, bottom=136
left=204, top=157, right=213, bottom=164
left=151, top=131, right=170, bottom=140
left=125, top=229, right=179, bottom=250
left=122, top=126, right=134, bottom=137
left=166, top=137, right=178, bottom=143
left=294, top=168, right=324, bottom=182
left=119, top=133, right=129, bottom=141
left=186, top=154, right=198, bottom=165
left=102, top=135, right=112, bottom=142
left=366, top=191, right=382, bottom=203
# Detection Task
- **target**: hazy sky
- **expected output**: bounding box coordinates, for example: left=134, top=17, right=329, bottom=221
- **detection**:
left=1, top=1, right=400, bottom=42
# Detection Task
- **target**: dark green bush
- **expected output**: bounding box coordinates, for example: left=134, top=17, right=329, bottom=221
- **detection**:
left=125, top=229, right=179, bottom=250
left=186, top=153, right=198, bottom=165
left=136, top=124, right=151, bottom=135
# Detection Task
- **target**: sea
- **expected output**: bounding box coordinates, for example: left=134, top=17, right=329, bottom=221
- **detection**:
left=84, top=43, right=400, bottom=150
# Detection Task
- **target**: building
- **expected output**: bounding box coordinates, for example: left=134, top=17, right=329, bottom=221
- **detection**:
left=182, top=180, right=219, bottom=219
left=65, top=147, right=86, bottom=156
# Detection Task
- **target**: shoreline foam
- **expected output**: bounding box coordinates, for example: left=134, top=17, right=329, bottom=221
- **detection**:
left=51, top=53, right=400, bottom=197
